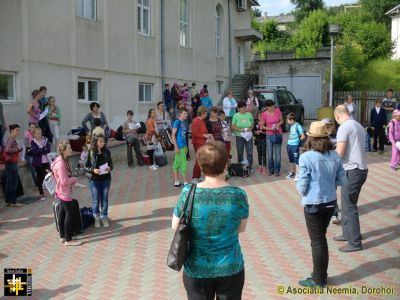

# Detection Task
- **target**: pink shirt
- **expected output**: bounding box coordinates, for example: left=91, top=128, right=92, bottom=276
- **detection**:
left=29, top=101, right=40, bottom=124
left=261, top=108, right=283, bottom=136
left=52, top=156, right=78, bottom=201
left=24, top=131, right=34, bottom=144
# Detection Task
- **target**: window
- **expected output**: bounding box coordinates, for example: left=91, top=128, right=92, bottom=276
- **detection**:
left=78, top=79, right=99, bottom=102
left=0, top=72, right=16, bottom=102
left=217, top=81, right=224, bottom=95
left=180, top=0, right=189, bottom=47
left=76, top=0, right=96, bottom=20
left=276, top=90, right=291, bottom=105
left=139, top=83, right=153, bottom=103
left=138, top=0, right=150, bottom=35
left=216, top=7, right=222, bottom=57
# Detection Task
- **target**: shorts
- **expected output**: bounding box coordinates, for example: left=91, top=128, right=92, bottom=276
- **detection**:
left=173, top=147, right=188, bottom=174
left=287, top=144, right=300, bottom=164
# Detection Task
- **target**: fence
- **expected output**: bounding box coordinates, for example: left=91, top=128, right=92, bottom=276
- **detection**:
left=333, top=91, right=399, bottom=125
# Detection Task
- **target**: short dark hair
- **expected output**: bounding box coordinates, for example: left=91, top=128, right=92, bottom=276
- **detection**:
left=304, top=137, right=333, bottom=154
left=210, top=106, right=219, bottom=114
left=192, top=82, right=196, bottom=86
left=203, top=89, right=209, bottom=94
left=9, top=124, right=20, bottom=132
left=94, top=118, right=101, bottom=127
left=157, top=101, right=164, bottom=108
left=32, top=89, right=40, bottom=98
left=287, top=112, right=296, bottom=120
left=265, top=99, right=275, bottom=107
left=218, top=110, right=225, bottom=116
left=196, top=141, right=228, bottom=177
left=375, top=98, right=382, bottom=104
left=203, top=84, right=208, bottom=89
left=127, top=110, right=134, bottom=116
left=39, top=86, right=47, bottom=91
left=237, top=101, right=246, bottom=109
left=165, top=83, right=169, bottom=88
left=178, top=108, right=188, bottom=115
left=194, top=94, right=201, bottom=101
left=387, top=88, right=393, bottom=93
left=90, top=102, right=100, bottom=111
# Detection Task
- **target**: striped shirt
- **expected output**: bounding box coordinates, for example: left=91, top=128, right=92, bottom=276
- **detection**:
left=5, top=137, right=20, bottom=153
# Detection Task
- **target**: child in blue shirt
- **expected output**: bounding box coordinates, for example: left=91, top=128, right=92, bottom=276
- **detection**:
left=286, top=113, right=305, bottom=179
left=200, top=90, right=213, bottom=109
left=172, top=108, right=189, bottom=187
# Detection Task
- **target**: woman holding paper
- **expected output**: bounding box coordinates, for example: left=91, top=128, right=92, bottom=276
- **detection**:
left=231, top=101, right=254, bottom=172
left=85, top=134, right=113, bottom=228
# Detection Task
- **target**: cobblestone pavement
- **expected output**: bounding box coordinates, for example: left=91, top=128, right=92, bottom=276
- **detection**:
left=0, top=141, right=399, bottom=299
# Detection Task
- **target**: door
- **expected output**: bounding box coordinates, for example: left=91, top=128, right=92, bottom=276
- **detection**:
left=237, top=46, right=244, bottom=74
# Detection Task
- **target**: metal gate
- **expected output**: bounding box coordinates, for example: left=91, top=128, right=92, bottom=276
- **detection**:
left=267, top=75, right=322, bottom=119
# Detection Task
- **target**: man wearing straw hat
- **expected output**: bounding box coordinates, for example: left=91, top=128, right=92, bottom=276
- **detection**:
left=333, top=105, right=368, bottom=252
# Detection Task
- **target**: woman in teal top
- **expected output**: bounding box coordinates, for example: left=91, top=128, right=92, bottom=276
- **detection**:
left=172, top=141, right=249, bottom=300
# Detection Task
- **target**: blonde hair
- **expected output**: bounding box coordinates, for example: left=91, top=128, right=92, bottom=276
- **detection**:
left=57, top=140, right=70, bottom=161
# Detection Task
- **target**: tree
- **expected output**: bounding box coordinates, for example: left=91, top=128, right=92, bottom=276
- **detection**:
left=251, top=8, right=262, bottom=17
left=361, top=0, right=399, bottom=25
left=291, top=0, right=325, bottom=21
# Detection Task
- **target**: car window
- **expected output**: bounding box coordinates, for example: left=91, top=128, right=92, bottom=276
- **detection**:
left=287, top=92, right=297, bottom=103
left=258, top=92, right=275, bottom=102
left=276, top=90, right=291, bottom=105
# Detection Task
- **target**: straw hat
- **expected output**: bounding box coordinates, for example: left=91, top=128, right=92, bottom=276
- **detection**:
left=321, top=118, right=334, bottom=124
left=307, top=121, right=329, bottom=138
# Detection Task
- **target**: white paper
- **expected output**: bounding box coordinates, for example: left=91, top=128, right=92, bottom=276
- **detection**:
left=240, top=131, right=253, bottom=142
left=39, top=108, right=49, bottom=120
left=99, top=163, right=109, bottom=175
left=396, top=141, right=400, bottom=151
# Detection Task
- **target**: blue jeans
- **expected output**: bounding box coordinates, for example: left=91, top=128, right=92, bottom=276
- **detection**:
left=89, top=179, right=111, bottom=218
left=266, top=135, right=282, bottom=174
left=5, top=163, right=19, bottom=204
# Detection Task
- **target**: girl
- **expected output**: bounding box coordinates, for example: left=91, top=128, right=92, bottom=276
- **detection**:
left=52, top=141, right=83, bottom=246
left=47, top=96, right=61, bottom=147
left=206, top=107, right=224, bottom=142
left=253, top=112, right=267, bottom=174
left=85, top=134, right=113, bottom=228
left=388, top=109, right=400, bottom=170
left=146, top=109, right=158, bottom=167
left=31, top=127, right=51, bottom=200
left=296, top=121, right=346, bottom=287
left=24, top=122, right=38, bottom=187
left=26, top=90, right=41, bottom=124
left=4, top=124, right=24, bottom=207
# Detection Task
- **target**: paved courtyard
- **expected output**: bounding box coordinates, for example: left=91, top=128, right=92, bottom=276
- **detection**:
left=0, top=142, right=399, bottom=299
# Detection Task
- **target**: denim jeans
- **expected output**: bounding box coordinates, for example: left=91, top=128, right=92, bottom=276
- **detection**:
left=89, top=179, right=111, bottom=219
left=235, top=136, right=253, bottom=169
left=341, top=169, right=368, bottom=248
left=304, top=206, right=335, bottom=285
left=5, top=162, right=19, bottom=204
left=266, top=135, right=282, bottom=174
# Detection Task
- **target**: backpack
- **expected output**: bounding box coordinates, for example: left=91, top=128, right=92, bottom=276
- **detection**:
left=80, top=207, right=95, bottom=229
left=115, top=126, right=125, bottom=141
left=295, top=124, right=307, bottom=147
left=136, top=121, right=147, bottom=134
left=228, top=163, right=250, bottom=178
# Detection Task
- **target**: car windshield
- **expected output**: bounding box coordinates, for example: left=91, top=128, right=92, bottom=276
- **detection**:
left=255, top=92, right=275, bottom=102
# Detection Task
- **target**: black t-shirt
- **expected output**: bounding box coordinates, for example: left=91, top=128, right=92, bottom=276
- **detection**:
left=92, top=152, right=111, bottom=181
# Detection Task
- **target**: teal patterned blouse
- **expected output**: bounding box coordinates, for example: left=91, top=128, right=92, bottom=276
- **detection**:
left=173, top=184, right=249, bottom=278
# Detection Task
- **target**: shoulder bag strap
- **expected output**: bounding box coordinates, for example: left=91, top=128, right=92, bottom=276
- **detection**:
left=186, top=184, right=197, bottom=225
left=179, top=184, right=196, bottom=220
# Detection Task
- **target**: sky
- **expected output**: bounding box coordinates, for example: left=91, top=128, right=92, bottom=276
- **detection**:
left=258, top=0, right=359, bottom=16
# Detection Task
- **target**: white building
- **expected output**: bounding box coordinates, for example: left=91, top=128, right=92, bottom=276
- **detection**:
left=0, top=0, right=261, bottom=132
left=387, top=4, right=400, bottom=60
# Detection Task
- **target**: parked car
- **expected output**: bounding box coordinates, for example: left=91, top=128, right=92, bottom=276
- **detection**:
left=252, top=85, right=305, bottom=132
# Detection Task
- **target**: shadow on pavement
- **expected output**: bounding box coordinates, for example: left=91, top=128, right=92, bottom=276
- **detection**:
left=31, top=284, right=81, bottom=300
left=362, top=224, right=400, bottom=250
left=359, top=196, right=399, bottom=216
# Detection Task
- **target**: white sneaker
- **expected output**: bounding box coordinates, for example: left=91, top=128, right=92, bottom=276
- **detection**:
left=331, top=216, right=340, bottom=225
left=94, top=217, right=101, bottom=228
left=101, top=217, right=109, bottom=228
left=149, top=165, right=158, bottom=171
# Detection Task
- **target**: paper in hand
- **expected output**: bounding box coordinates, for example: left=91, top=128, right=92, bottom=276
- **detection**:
left=99, top=163, right=109, bottom=175
left=39, top=108, right=49, bottom=120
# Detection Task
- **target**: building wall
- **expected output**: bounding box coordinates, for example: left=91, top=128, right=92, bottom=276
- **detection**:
left=391, top=16, right=400, bottom=60
left=0, top=0, right=255, bottom=133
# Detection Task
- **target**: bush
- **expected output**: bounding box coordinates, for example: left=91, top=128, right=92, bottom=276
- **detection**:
left=358, top=59, right=400, bottom=90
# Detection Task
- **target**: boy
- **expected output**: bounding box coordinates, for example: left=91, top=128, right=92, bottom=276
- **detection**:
left=172, top=108, right=188, bottom=187
left=163, top=83, right=172, bottom=110
left=370, top=98, right=387, bottom=153
left=200, top=90, right=213, bottom=110
left=286, top=113, right=305, bottom=179
left=123, top=110, right=144, bottom=167
left=92, top=118, right=105, bottom=137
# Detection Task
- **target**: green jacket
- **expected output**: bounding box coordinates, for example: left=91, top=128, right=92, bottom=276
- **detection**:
left=47, top=105, right=61, bottom=126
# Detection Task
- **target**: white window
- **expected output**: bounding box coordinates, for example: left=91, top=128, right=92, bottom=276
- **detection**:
left=76, top=0, right=96, bottom=20
left=216, top=8, right=222, bottom=57
left=78, top=79, right=99, bottom=102
left=217, top=81, right=224, bottom=95
left=139, top=83, right=153, bottom=103
left=138, top=0, right=150, bottom=36
left=0, top=72, right=16, bottom=102
left=180, top=0, right=189, bottom=47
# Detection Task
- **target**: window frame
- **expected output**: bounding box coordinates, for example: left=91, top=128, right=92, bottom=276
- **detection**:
left=216, top=81, right=224, bottom=95
left=75, top=0, right=97, bottom=21
left=138, top=82, right=154, bottom=103
left=216, top=9, right=222, bottom=57
left=78, top=78, right=100, bottom=103
left=179, top=0, right=190, bottom=47
left=0, top=72, right=16, bottom=103
left=137, top=0, right=151, bottom=36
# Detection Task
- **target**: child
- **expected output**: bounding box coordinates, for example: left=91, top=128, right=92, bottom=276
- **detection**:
left=31, top=126, right=51, bottom=200
left=388, top=109, right=400, bottom=170
left=206, top=107, right=224, bottom=142
left=123, top=110, right=144, bottom=167
left=4, top=124, right=24, bottom=207
left=253, top=112, right=267, bottom=174
left=146, top=109, right=158, bottom=169
left=24, top=122, right=38, bottom=186
left=200, top=90, right=213, bottom=110
left=370, top=99, right=387, bottom=153
left=286, top=113, right=305, bottom=179
left=92, top=118, right=105, bottom=137
left=218, top=110, right=232, bottom=160
left=75, top=144, right=89, bottom=176
left=172, top=108, right=189, bottom=187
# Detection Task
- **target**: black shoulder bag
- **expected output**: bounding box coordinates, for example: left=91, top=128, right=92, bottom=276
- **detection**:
left=167, top=184, right=197, bottom=271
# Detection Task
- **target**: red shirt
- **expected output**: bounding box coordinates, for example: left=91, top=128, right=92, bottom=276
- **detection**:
left=192, top=117, right=208, bottom=145
left=261, top=108, right=283, bottom=136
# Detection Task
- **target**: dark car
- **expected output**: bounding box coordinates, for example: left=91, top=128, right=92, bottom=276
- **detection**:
left=252, top=85, right=305, bottom=132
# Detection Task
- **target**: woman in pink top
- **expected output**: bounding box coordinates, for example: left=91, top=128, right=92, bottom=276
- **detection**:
left=260, top=99, right=284, bottom=176
left=26, top=90, right=41, bottom=124
left=51, top=140, right=82, bottom=246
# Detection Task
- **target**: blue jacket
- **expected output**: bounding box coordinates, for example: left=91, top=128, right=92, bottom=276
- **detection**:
left=370, top=107, right=387, bottom=127
left=201, top=96, right=213, bottom=109
left=296, top=150, right=347, bottom=206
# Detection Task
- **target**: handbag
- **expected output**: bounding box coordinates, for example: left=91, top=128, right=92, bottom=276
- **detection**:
left=228, top=163, right=250, bottom=178
left=167, top=184, right=197, bottom=271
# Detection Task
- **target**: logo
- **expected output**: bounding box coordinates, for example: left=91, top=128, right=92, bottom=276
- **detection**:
left=4, top=269, right=32, bottom=296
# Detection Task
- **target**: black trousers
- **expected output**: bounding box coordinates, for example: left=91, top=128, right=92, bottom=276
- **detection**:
left=373, top=126, right=385, bottom=151
left=304, top=206, right=335, bottom=285
left=59, top=200, right=75, bottom=241
left=127, top=138, right=144, bottom=166
left=35, top=163, right=50, bottom=195
left=183, top=269, right=244, bottom=300
left=255, top=138, right=267, bottom=167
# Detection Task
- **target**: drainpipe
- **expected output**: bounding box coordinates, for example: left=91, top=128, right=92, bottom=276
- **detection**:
left=161, top=0, right=165, bottom=92
left=228, top=0, right=232, bottom=84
